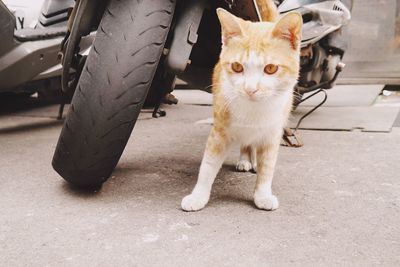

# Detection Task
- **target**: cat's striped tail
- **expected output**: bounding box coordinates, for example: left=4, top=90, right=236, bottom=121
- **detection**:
left=256, top=0, right=279, bottom=22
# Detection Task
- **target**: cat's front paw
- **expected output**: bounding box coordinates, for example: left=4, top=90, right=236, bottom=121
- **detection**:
left=181, top=193, right=209, bottom=212
left=254, top=194, right=279, bottom=211
left=236, top=160, right=253, bottom=172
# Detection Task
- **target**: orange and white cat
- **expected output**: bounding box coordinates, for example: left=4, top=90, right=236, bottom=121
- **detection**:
left=181, top=4, right=302, bottom=211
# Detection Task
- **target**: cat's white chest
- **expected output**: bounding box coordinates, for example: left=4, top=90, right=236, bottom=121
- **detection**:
left=229, top=117, right=280, bottom=146
left=227, top=98, right=287, bottom=145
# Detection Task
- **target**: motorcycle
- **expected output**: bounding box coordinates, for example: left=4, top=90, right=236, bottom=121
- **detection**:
left=0, top=0, right=352, bottom=188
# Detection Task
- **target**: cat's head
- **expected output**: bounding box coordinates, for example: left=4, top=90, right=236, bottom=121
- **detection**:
left=216, top=8, right=302, bottom=102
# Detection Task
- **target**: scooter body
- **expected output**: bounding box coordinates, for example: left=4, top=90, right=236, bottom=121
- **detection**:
left=0, top=0, right=92, bottom=94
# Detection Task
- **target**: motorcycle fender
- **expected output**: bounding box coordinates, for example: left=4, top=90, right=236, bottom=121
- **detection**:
left=165, top=0, right=206, bottom=74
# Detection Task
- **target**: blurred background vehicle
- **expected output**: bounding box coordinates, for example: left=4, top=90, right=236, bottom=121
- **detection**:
left=0, top=0, right=91, bottom=101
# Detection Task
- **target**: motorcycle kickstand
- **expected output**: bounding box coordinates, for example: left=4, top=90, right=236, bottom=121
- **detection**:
left=152, top=102, right=167, bottom=118
left=152, top=72, right=178, bottom=118
left=57, top=103, right=65, bottom=120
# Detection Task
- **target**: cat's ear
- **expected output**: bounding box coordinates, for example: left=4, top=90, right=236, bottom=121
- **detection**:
left=272, top=12, right=302, bottom=50
left=216, top=8, right=245, bottom=45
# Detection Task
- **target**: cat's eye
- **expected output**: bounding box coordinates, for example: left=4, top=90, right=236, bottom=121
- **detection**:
left=231, top=62, right=244, bottom=73
left=264, top=64, right=278, bottom=75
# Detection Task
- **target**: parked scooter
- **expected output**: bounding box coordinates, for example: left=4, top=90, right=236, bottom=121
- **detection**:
left=282, top=0, right=351, bottom=106
left=0, top=0, right=94, bottom=100
left=0, top=0, right=352, bottom=188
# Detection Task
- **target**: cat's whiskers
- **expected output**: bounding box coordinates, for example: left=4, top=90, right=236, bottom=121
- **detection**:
left=206, top=82, right=222, bottom=91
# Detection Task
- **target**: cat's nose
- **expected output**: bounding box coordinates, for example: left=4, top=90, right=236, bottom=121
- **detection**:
left=244, top=88, right=259, bottom=96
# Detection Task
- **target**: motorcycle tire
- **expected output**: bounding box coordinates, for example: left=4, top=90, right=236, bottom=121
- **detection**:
left=52, top=0, right=176, bottom=188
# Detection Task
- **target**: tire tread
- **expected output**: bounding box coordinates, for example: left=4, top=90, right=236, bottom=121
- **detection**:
left=52, top=0, right=176, bottom=187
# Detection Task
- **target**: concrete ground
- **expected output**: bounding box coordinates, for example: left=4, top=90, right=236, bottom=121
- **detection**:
left=1, top=93, right=400, bottom=266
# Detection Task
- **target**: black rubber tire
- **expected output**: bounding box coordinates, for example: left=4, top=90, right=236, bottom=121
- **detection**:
left=52, top=0, right=176, bottom=188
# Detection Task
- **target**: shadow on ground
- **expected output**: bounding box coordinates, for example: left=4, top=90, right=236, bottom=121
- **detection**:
left=0, top=95, right=61, bottom=115
left=0, top=119, right=63, bottom=135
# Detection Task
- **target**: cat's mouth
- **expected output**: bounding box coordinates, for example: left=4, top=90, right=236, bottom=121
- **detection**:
left=247, top=95, right=259, bottom=101
left=240, top=90, right=279, bottom=102
left=240, top=92, right=263, bottom=102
